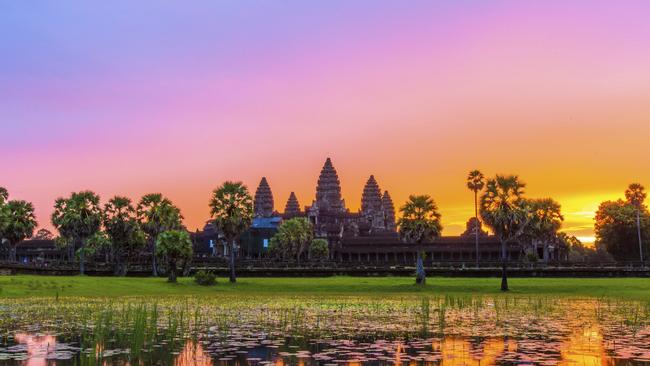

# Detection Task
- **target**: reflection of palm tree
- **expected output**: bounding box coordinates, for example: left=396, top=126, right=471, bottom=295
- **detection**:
left=466, top=170, right=485, bottom=268
left=625, top=183, right=646, bottom=262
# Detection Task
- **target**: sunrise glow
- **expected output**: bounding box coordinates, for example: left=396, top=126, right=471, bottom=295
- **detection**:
left=2, top=1, right=649, bottom=242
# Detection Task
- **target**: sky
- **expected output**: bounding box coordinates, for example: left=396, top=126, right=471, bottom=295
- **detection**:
left=2, top=1, right=650, bottom=243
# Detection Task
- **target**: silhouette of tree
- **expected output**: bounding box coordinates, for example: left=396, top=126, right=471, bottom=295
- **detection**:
left=466, top=170, right=485, bottom=267
left=398, top=195, right=443, bottom=285
left=625, top=183, right=647, bottom=262
left=480, top=175, right=529, bottom=291
left=209, top=181, right=253, bottom=283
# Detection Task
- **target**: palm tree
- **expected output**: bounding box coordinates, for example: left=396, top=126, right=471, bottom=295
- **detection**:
left=0, top=187, right=8, bottom=204
left=466, top=170, right=485, bottom=268
left=209, top=181, right=253, bottom=283
left=480, top=175, right=529, bottom=291
left=397, top=195, right=443, bottom=285
left=51, top=191, right=102, bottom=275
left=2, top=200, right=37, bottom=262
left=137, top=193, right=183, bottom=277
left=625, top=183, right=646, bottom=263
left=104, top=196, right=146, bottom=275
left=0, top=187, right=10, bottom=250
left=269, top=218, right=313, bottom=261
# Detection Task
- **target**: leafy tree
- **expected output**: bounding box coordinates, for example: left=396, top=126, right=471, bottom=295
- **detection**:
left=397, top=195, right=443, bottom=285
left=560, top=233, right=613, bottom=263
left=103, top=196, right=146, bottom=275
left=0, top=187, right=8, bottom=204
left=466, top=170, right=485, bottom=267
left=51, top=191, right=102, bottom=275
left=155, top=230, right=193, bottom=283
left=33, top=228, right=54, bottom=241
left=309, top=238, right=329, bottom=260
left=86, top=231, right=111, bottom=263
left=268, top=218, right=313, bottom=261
left=209, top=181, right=253, bottom=283
left=595, top=199, right=650, bottom=261
left=2, top=200, right=37, bottom=262
left=480, top=175, right=529, bottom=291
left=522, top=198, right=564, bottom=262
left=137, top=193, right=183, bottom=277
left=625, top=183, right=647, bottom=262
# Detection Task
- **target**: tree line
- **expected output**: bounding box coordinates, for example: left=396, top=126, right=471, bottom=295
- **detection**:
left=395, top=171, right=647, bottom=291
left=1, top=175, right=648, bottom=289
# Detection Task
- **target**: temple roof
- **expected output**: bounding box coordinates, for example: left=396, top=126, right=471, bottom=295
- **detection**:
left=314, top=157, right=345, bottom=211
left=254, top=177, right=274, bottom=218
left=382, top=191, right=396, bottom=230
left=361, top=175, right=382, bottom=215
left=283, top=192, right=302, bottom=218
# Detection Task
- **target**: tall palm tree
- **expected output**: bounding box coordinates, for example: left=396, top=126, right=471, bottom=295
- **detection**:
left=51, top=191, right=102, bottom=275
left=466, top=170, right=485, bottom=268
left=397, top=195, right=443, bottom=285
left=0, top=187, right=10, bottom=249
left=480, top=175, right=529, bottom=291
left=625, top=183, right=646, bottom=263
left=209, top=181, right=253, bottom=283
left=3, top=200, right=37, bottom=263
left=0, top=187, right=8, bottom=204
left=137, top=193, right=183, bottom=277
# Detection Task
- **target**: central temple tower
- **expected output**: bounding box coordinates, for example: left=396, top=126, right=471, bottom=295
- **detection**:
left=313, top=158, right=346, bottom=212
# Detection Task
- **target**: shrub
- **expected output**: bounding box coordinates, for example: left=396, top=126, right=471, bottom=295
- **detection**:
left=526, top=252, right=539, bottom=263
left=194, top=270, right=216, bottom=286
left=309, top=238, right=329, bottom=260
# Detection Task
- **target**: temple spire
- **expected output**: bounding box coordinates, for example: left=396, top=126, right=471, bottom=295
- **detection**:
left=314, top=157, right=345, bottom=211
left=361, top=175, right=383, bottom=215
left=283, top=192, right=301, bottom=218
left=382, top=191, right=396, bottom=231
left=254, top=177, right=274, bottom=217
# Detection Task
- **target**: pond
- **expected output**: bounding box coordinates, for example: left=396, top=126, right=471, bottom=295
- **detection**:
left=0, top=296, right=649, bottom=365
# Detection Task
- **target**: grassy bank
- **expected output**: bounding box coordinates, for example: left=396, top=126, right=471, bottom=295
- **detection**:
left=1, top=275, right=649, bottom=301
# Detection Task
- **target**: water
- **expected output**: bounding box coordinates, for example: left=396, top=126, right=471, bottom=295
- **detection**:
left=0, top=297, right=649, bottom=365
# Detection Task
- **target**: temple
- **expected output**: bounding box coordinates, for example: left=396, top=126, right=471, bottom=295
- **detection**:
left=190, top=157, right=559, bottom=262
left=6, top=158, right=567, bottom=266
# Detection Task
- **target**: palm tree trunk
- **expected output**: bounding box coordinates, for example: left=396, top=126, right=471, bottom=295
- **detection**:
left=169, top=261, right=177, bottom=282
left=229, top=239, right=237, bottom=283
left=637, top=209, right=644, bottom=263
left=474, top=191, right=479, bottom=268
left=151, top=237, right=158, bottom=277
left=500, top=239, right=508, bottom=291
left=9, top=242, right=16, bottom=263
left=79, top=238, right=85, bottom=275
left=415, top=250, right=426, bottom=285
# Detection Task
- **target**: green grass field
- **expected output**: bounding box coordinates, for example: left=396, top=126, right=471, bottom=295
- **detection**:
left=1, top=275, right=649, bottom=301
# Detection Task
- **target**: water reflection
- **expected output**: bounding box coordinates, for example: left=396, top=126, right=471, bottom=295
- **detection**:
left=176, top=340, right=214, bottom=366
left=13, top=333, right=58, bottom=366
left=560, top=325, right=612, bottom=366
left=4, top=325, right=650, bottom=365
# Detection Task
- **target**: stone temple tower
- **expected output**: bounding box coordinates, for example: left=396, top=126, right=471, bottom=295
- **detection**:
left=283, top=192, right=302, bottom=219
left=313, top=158, right=345, bottom=212
left=361, top=175, right=385, bottom=230
left=253, top=177, right=274, bottom=218
left=382, top=191, right=396, bottom=231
